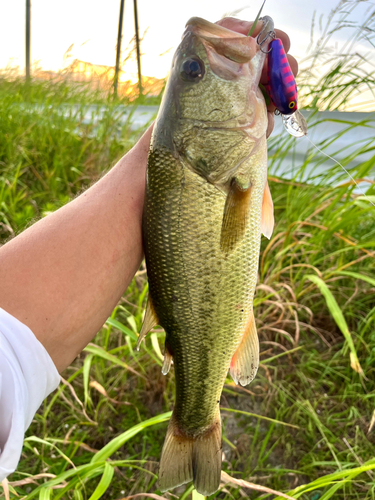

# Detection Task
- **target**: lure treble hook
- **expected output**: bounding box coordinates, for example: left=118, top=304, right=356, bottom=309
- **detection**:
left=257, top=15, right=275, bottom=53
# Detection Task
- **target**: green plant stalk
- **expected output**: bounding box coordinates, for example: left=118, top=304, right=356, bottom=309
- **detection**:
left=305, top=274, right=363, bottom=375
left=248, top=0, right=266, bottom=36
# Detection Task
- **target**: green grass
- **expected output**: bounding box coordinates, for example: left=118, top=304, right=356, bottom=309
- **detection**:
left=0, top=74, right=159, bottom=242
left=1, top=1, right=375, bottom=499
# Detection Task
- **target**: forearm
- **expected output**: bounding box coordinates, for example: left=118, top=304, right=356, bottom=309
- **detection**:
left=0, top=126, right=152, bottom=372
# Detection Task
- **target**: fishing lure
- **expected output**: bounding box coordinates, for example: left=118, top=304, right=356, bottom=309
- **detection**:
left=266, top=36, right=307, bottom=137
left=267, top=38, right=298, bottom=116
left=255, top=18, right=307, bottom=137
left=259, top=22, right=374, bottom=207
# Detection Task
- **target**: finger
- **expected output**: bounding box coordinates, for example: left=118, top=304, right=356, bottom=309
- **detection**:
left=215, top=17, right=255, bottom=35
left=215, top=16, right=297, bottom=138
left=216, top=18, right=292, bottom=55
left=266, top=111, right=275, bottom=139
left=288, top=54, right=298, bottom=76
left=216, top=18, right=275, bottom=39
left=274, top=29, right=290, bottom=53
left=267, top=101, right=276, bottom=114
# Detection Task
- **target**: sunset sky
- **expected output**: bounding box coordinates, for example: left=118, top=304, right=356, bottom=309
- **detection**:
left=0, top=0, right=373, bottom=86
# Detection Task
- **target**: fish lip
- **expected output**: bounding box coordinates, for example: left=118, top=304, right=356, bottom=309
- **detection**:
left=184, top=17, right=257, bottom=65
left=185, top=17, right=247, bottom=39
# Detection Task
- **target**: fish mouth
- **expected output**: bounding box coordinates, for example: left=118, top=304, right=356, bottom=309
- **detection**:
left=179, top=18, right=264, bottom=130
left=172, top=17, right=268, bottom=133
left=185, top=17, right=257, bottom=64
left=186, top=17, right=247, bottom=39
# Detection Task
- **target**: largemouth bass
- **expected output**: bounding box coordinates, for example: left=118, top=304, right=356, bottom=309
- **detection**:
left=139, top=16, right=275, bottom=495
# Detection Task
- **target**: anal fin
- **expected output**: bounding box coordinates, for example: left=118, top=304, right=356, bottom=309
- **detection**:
left=220, top=178, right=252, bottom=254
left=137, top=295, right=159, bottom=351
left=230, top=310, right=259, bottom=386
left=261, top=181, right=274, bottom=239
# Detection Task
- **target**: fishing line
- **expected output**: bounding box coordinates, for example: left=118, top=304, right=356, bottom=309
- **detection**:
left=302, top=134, right=375, bottom=208
left=251, top=3, right=374, bottom=208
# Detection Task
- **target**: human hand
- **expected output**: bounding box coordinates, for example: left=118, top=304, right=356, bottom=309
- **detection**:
left=216, top=17, right=298, bottom=138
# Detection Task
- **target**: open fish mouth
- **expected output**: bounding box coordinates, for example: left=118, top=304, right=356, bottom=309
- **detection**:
left=186, top=17, right=256, bottom=62
left=183, top=17, right=258, bottom=81
left=174, top=17, right=266, bottom=128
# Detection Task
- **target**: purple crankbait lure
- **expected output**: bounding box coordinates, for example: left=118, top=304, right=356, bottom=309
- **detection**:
left=257, top=18, right=307, bottom=137
left=256, top=16, right=374, bottom=207
left=267, top=38, right=297, bottom=115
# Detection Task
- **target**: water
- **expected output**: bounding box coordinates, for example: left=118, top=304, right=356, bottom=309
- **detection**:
left=269, top=110, right=375, bottom=189
left=16, top=103, right=375, bottom=187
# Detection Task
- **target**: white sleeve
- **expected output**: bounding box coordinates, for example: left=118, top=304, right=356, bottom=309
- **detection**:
left=0, top=308, right=60, bottom=481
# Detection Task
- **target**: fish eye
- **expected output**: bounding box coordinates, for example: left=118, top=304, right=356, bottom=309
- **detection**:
left=289, top=101, right=296, bottom=109
left=180, top=57, right=205, bottom=82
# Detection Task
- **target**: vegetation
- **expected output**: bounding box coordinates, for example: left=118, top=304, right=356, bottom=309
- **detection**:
left=1, top=1, right=375, bottom=499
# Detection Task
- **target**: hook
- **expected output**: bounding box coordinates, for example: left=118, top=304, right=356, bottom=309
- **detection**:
left=257, top=15, right=275, bottom=53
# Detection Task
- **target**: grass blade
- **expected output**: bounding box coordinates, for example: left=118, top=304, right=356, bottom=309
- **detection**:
left=88, top=463, right=114, bottom=500
left=151, top=332, right=164, bottom=360
left=179, top=485, right=195, bottom=500
left=277, top=459, right=375, bottom=499
left=105, top=317, right=138, bottom=341
left=319, top=480, right=349, bottom=500
left=25, top=436, right=76, bottom=468
left=39, top=489, right=52, bottom=500
left=192, top=491, right=205, bottom=500
left=306, top=274, right=363, bottom=375
left=22, top=464, right=103, bottom=499
left=91, top=411, right=172, bottom=463
left=220, top=407, right=299, bottom=429
left=83, top=353, right=94, bottom=407
left=332, top=270, right=375, bottom=287
left=84, top=344, right=145, bottom=379
left=248, top=0, right=266, bottom=36
left=123, top=495, right=169, bottom=500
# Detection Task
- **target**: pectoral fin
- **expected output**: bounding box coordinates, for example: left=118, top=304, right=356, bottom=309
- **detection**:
left=136, top=295, right=159, bottom=350
left=230, top=310, right=259, bottom=386
left=220, top=179, right=252, bottom=254
left=261, top=181, right=274, bottom=239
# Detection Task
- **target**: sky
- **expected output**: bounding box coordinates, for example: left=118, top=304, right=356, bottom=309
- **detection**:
left=0, top=0, right=374, bottom=86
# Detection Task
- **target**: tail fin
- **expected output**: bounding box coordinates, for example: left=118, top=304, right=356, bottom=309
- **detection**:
left=158, top=415, right=194, bottom=492
left=193, top=417, right=222, bottom=495
left=159, top=412, right=222, bottom=496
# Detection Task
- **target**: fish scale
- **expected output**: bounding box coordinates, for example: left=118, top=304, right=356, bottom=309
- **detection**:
left=144, top=148, right=262, bottom=433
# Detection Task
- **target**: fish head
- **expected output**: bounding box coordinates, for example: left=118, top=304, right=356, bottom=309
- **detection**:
left=154, top=17, right=270, bottom=187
